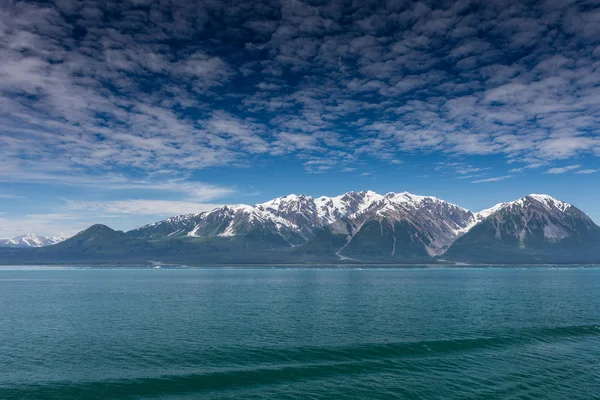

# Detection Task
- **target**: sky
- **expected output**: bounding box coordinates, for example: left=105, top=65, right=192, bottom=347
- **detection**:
left=1, top=0, right=600, bottom=238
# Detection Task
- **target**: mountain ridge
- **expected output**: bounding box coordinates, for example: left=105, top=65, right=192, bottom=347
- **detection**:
left=128, top=190, right=476, bottom=245
left=2, top=192, right=599, bottom=264
left=123, top=191, right=600, bottom=264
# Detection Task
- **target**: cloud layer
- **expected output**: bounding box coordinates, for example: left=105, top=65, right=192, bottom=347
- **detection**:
left=1, top=0, right=599, bottom=181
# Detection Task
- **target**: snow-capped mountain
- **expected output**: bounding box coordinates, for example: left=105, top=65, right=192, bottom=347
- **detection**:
left=187, top=204, right=305, bottom=245
left=469, top=194, right=596, bottom=243
left=444, top=194, right=600, bottom=263
left=474, top=194, right=573, bottom=221
left=256, top=191, right=384, bottom=235
left=128, top=212, right=207, bottom=239
left=3, top=192, right=599, bottom=264
left=0, top=234, right=65, bottom=248
left=129, top=204, right=303, bottom=244
left=300, top=192, right=478, bottom=258
left=124, top=191, right=600, bottom=263
left=129, top=191, right=385, bottom=240
left=482, top=194, right=591, bottom=241
left=357, top=192, right=478, bottom=254
left=128, top=190, right=479, bottom=256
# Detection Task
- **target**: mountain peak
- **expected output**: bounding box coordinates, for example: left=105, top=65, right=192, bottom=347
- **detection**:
left=385, top=191, right=433, bottom=202
left=260, top=193, right=315, bottom=208
left=445, top=194, right=599, bottom=263
left=71, top=225, right=124, bottom=242
left=84, top=224, right=117, bottom=233
left=359, top=190, right=379, bottom=195
left=522, top=194, right=571, bottom=210
left=527, top=193, right=555, bottom=200
left=15, top=233, right=39, bottom=239
left=478, top=194, right=572, bottom=220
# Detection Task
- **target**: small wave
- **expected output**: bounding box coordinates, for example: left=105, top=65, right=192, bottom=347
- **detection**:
left=3, top=325, right=598, bottom=399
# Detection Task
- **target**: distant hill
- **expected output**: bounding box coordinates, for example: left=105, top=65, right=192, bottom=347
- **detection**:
left=0, top=234, right=64, bottom=248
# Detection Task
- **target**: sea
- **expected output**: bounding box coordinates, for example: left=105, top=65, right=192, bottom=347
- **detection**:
left=1, top=266, right=599, bottom=399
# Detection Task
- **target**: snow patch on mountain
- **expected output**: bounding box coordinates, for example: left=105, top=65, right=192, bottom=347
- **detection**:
left=476, top=202, right=506, bottom=220
left=185, top=204, right=298, bottom=238
left=333, top=192, right=480, bottom=256
left=477, top=194, right=573, bottom=220
left=144, top=213, right=206, bottom=228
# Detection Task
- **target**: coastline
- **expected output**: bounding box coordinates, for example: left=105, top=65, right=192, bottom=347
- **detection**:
left=1, top=263, right=600, bottom=269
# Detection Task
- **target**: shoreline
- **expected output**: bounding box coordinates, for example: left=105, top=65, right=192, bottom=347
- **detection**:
left=1, top=263, right=600, bottom=269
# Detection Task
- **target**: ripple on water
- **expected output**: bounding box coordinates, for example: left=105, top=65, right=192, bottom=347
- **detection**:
left=1, top=268, right=600, bottom=399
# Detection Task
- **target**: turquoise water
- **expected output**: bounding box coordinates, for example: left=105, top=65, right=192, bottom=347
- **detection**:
left=1, top=267, right=599, bottom=399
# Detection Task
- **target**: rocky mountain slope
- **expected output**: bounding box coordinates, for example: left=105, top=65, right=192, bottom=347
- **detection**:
left=298, top=192, right=479, bottom=260
left=443, top=194, right=600, bottom=263
left=128, top=191, right=385, bottom=241
left=128, top=191, right=477, bottom=253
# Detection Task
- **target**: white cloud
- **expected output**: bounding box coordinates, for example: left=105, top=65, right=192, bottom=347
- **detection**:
left=1, top=0, right=600, bottom=237
left=0, top=202, right=225, bottom=238
left=66, top=200, right=222, bottom=216
left=574, top=169, right=597, bottom=174
left=0, top=174, right=235, bottom=237
left=0, top=0, right=598, bottom=183
left=545, top=164, right=581, bottom=174
left=456, top=174, right=485, bottom=180
left=472, top=175, right=513, bottom=183
left=0, top=214, right=97, bottom=238
left=0, top=172, right=234, bottom=202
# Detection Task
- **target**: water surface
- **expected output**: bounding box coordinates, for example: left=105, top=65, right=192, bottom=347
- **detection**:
left=1, top=267, right=599, bottom=399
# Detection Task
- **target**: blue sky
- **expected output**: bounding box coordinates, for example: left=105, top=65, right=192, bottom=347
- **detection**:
left=1, top=0, right=600, bottom=237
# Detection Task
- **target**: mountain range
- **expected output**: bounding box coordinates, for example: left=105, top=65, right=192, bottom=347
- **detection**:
left=1, top=192, right=599, bottom=264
